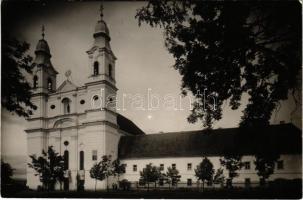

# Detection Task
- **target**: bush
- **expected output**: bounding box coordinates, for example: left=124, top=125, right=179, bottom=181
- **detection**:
left=119, top=179, right=131, bottom=191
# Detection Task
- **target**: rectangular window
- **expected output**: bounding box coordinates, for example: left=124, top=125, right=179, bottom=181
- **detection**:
left=92, top=150, right=97, bottom=161
left=160, top=164, right=164, bottom=171
left=244, top=162, right=250, bottom=170
left=187, top=163, right=192, bottom=171
left=133, top=165, right=137, bottom=172
left=187, top=179, right=192, bottom=186
left=172, top=163, right=176, bottom=170
left=277, top=160, right=284, bottom=170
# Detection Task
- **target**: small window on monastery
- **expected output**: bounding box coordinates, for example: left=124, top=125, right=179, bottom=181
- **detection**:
left=93, top=61, right=99, bottom=75
left=92, top=150, right=97, bottom=161
left=187, top=163, right=192, bottom=171
left=187, top=179, right=192, bottom=186
left=80, top=100, right=85, bottom=105
left=109, top=64, right=113, bottom=78
left=50, top=105, right=55, bottom=109
left=277, top=160, right=284, bottom=170
left=160, top=164, right=164, bottom=171
left=33, top=105, right=37, bottom=110
left=47, top=78, right=52, bottom=91
left=33, top=75, right=38, bottom=89
left=244, top=162, right=250, bottom=170
left=133, top=165, right=137, bottom=172
left=172, top=163, right=176, bottom=170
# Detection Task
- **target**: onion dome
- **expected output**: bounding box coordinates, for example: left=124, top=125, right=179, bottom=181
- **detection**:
left=93, top=4, right=110, bottom=41
left=35, top=39, right=51, bottom=56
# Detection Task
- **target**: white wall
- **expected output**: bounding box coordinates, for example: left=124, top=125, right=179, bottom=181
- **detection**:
left=121, top=154, right=302, bottom=184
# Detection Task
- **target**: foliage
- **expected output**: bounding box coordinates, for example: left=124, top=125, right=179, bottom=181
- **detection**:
left=165, top=166, right=181, bottom=187
left=254, top=154, right=280, bottom=184
left=1, top=161, right=14, bottom=184
left=220, top=155, right=242, bottom=187
left=140, top=163, right=162, bottom=189
left=2, top=32, right=35, bottom=117
left=119, top=179, right=131, bottom=191
left=213, top=168, right=225, bottom=185
left=136, top=1, right=301, bottom=128
left=195, top=157, right=214, bottom=189
left=28, top=146, right=64, bottom=191
left=112, top=159, right=126, bottom=182
left=89, top=155, right=113, bottom=191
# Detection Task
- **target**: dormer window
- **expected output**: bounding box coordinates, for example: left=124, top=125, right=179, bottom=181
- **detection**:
left=93, top=61, right=99, bottom=75
left=109, top=64, right=112, bottom=78
left=47, top=78, right=52, bottom=91
left=33, top=75, right=38, bottom=89
left=62, top=98, right=71, bottom=114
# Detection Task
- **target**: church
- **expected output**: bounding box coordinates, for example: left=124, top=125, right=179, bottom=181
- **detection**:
left=25, top=7, right=302, bottom=191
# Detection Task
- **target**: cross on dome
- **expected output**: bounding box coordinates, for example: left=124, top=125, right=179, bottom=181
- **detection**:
left=100, top=3, right=104, bottom=20
left=42, top=25, right=45, bottom=39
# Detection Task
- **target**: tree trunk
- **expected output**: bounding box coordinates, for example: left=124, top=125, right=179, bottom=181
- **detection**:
left=155, top=181, right=156, bottom=189
left=147, top=182, right=149, bottom=191
left=106, top=176, right=109, bottom=192
left=202, top=180, right=205, bottom=192
left=95, top=180, right=97, bottom=192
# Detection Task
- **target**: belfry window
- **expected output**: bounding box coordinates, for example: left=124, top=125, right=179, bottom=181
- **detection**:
left=62, top=98, right=71, bottom=114
left=93, top=61, right=99, bottom=75
left=33, top=75, right=38, bottom=89
left=109, top=64, right=112, bottom=78
left=47, top=78, right=52, bottom=91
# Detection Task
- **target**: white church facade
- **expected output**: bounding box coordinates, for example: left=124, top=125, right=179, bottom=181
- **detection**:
left=25, top=8, right=302, bottom=191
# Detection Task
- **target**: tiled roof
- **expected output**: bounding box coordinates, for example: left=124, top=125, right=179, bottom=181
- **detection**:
left=117, top=114, right=145, bottom=136
left=118, top=123, right=301, bottom=159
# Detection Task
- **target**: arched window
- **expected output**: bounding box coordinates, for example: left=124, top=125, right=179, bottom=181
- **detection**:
left=109, top=64, right=113, bottom=78
left=33, top=75, right=38, bottom=89
left=47, top=78, right=52, bottom=91
left=62, top=98, right=71, bottom=114
left=93, top=61, right=99, bottom=75
left=79, top=151, right=84, bottom=170
left=64, top=150, right=69, bottom=170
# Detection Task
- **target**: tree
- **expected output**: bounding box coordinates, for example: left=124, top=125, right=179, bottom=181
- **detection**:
left=90, top=162, right=106, bottom=191
left=28, top=146, right=65, bottom=191
left=254, top=154, right=279, bottom=186
left=195, top=157, right=214, bottom=190
left=213, top=168, right=225, bottom=187
left=1, top=161, right=14, bottom=184
left=2, top=32, right=35, bottom=117
left=139, top=163, right=162, bottom=190
left=220, top=155, right=243, bottom=188
left=89, top=155, right=113, bottom=191
left=165, top=166, right=181, bottom=189
left=112, top=159, right=126, bottom=183
left=136, top=1, right=301, bottom=128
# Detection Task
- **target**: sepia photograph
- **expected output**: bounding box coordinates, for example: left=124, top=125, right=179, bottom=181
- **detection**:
left=1, top=0, right=302, bottom=198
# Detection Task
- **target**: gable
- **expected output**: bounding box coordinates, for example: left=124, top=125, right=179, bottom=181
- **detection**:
left=57, top=80, right=77, bottom=93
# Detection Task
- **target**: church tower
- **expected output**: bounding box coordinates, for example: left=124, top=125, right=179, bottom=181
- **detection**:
left=32, top=26, right=58, bottom=94
left=86, top=5, right=116, bottom=86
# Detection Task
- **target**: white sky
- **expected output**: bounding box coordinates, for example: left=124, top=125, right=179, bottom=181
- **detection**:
left=1, top=2, right=300, bottom=157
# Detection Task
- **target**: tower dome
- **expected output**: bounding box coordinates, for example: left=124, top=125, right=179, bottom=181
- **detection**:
left=35, top=39, right=51, bottom=56
left=94, top=19, right=110, bottom=36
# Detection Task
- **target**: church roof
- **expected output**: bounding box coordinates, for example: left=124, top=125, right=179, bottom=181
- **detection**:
left=117, top=114, right=145, bottom=136
left=118, top=123, right=301, bottom=159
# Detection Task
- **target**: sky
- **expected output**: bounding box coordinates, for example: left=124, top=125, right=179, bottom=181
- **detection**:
left=1, top=1, right=301, bottom=162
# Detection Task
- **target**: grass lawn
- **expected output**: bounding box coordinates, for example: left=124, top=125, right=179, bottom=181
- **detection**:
left=3, top=187, right=302, bottom=199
